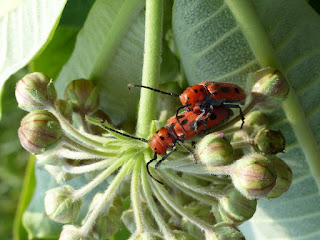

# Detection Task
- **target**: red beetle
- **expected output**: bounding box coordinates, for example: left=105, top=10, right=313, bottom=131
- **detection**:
left=101, top=106, right=232, bottom=184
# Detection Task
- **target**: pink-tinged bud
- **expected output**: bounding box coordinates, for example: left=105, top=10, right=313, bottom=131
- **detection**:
left=250, top=67, right=289, bottom=111
left=218, top=187, right=257, bottom=224
left=267, top=156, right=292, bottom=198
left=230, top=153, right=277, bottom=199
left=212, top=223, right=245, bottom=240
left=15, top=72, right=57, bottom=112
left=18, top=110, right=62, bottom=155
left=254, top=128, right=286, bottom=154
left=196, top=133, right=234, bottom=166
left=44, top=185, right=82, bottom=223
left=64, top=79, right=99, bottom=115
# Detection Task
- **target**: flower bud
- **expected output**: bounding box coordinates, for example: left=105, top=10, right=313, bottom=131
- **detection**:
left=267, top=156, right=292, bottom=198
left=15, top=72, right=57, bottom=111
left=218, top=187, right=257, bottom=224
left=181, top=202, right=214, bottom=238
left=196, top=133, right=233, bottom=166
left=121, top=209, right=136, bottom=233
left=59, top=225, right=82, bottom=240
left=250, top=67, right=289, bottom=110
left=18, top=110, right=63, bottom=154
left=84, top=193, right=123, bottom=239
left=212, top=223, right=245, bottom=240
left=44, top=185, right=82, bottom=223
left=230, top=153, right=277, bottom=199
left=244, top=111, right=269, bottom=134
left=64, top=79, right=99, bottom=115
left=254, top=128, right=286, bottom=154
left=55, top=99, right=73, bottom=122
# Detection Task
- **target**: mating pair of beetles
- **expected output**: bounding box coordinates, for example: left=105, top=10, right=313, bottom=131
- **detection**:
left=101, top=82, right=246, bottom=184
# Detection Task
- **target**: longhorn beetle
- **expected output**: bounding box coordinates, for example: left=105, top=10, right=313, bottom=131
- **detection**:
left=100, top=106, right=232, bottom=184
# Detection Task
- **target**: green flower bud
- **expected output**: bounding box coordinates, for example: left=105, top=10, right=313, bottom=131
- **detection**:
left=44, top=185, right=82, bottom=223
left=18, top=110, right=63, bottom=155
left=218, top=187, right=257, bottom=224
left=250, top=67, right=289, bottom=110
left=267, top=156, right=292, bottom=198
left=213, top=223, right=245, bottom=240
left=230, top=153, right=277, bottom=199
left=64, top=79, right=99, bottom=115
left=244, top=111, right=269, bottom=135
left=254, top=128, right=286, bottom=154
left=181, top=202, right=214, bottom=238
left=84, top=193, right=123, bottom=239
left=121, top=209, right=136, bottom=233
left=59, top=225, right=82, bottom=240
left=196, top=133, right=234, bottom=166
left=55, top=99, right=73, bottom=123
left=15, top=72, right=57, bottom=111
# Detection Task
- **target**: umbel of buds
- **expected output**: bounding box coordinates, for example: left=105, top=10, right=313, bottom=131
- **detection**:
left=218, top=187, right=257, bottom=224
left=250, top=67, right=289, bottom=111
left=254, top=128, right=286, bottom=154
left=230, top=153, right=277, bottom=199
left=196, top=133, right=234, bottom=166
left=44, top=185, right=82, bottom=223
left=15, top=72, right=57, bottom=112
left=64, top=79, right=99, bottom=115
left=18, top=110, right=62, bottom=155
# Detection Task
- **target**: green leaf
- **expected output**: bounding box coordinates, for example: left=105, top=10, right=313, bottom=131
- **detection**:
left=173, top=0, right=320, bottom=239
left=55, top=0, right=146, bottom=125
left=30, top=26, right=78, bottom=80
left=0, top=0, right=67, bottom=89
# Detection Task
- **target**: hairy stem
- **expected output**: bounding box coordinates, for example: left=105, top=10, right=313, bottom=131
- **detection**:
left=136, top=0, right=163, bottom=138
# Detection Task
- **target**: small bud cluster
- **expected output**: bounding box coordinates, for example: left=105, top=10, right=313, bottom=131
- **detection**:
left=15, top=69, right=292, bottom=240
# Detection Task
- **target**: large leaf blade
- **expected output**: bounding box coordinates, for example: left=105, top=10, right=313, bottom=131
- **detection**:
left=173, top=0, right=320, bottom=239
left=0, top=0, right=67, bottom=88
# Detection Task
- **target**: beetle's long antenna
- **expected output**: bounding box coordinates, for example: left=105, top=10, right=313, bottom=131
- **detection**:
left=100, top=120, right=149, bottom=143
left=128, top=83, right=180, bottom=97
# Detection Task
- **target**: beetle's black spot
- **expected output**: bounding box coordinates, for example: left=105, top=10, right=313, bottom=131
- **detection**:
left=166, top=132, right=171, bottom=137
left=170, top=123, right=175, bottom=128
left=160, top=136, right=165, bottom=140
left=177, top=114, right=185, bottom=119
left=215, top=83, right=221, bottom=87
left=197, top=120, right=204, bottom=127
left=212, top=91, right=218, bottom=95
left=210, top=113, right=217, bottom=120
left=181, top=119, right=188, bottom=125
left=200, top=88, right=204, bottom=92
left=154, top=147, right=157, bottom=150
left=194, top=89, right=198, bottom=93
left=235, top=87, right=240, bottom=94
left=187, top=97, right=190, bottom=99
left=221, top=87, right=230, bottom=93
left=190, top=121, right=196, bottom=131
left=156, top=130, right=159, bottom=133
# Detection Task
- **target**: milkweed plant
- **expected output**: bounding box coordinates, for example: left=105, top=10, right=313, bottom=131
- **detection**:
left=15, top=1, right=293, bottom=240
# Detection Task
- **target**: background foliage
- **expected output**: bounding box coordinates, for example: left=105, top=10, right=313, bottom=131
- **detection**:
left=1, top=0, right=320, bottom=239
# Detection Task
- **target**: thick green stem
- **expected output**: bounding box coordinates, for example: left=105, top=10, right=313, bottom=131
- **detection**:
left=136, top=0, right=163, bottom=138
